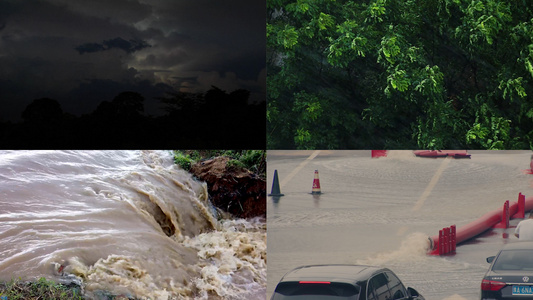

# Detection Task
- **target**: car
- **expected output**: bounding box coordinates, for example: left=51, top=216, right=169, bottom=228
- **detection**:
left=271, top=264, right=425, bottom=300
left=482, top=241, right=533, bottom=299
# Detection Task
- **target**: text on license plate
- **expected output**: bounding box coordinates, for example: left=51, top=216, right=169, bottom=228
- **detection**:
left=513, top=286, right=533, bottom=295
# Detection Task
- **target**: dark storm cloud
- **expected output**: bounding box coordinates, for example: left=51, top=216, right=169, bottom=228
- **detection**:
left=0, top=0, right=265, bottom=121
left=75, top=42, right=105, bottom=54
left=75, top=37, right=151, bottom=54
left=104, top=38, right=150, bottom=53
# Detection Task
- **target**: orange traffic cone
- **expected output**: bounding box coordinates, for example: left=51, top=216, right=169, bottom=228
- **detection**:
left=311, top=170, right=322, bottom=194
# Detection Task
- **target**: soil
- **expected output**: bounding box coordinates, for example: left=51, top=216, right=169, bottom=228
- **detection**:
left=189, top=156, right=266, bottom=219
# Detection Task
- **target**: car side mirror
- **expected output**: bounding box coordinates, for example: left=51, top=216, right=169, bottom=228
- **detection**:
left=407, top=287, right=420, bottom=298
left=486, top=256, right=495, bottom=263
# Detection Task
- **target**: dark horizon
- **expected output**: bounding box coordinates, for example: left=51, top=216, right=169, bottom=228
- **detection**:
left=0, top=86, right=266, bottom=149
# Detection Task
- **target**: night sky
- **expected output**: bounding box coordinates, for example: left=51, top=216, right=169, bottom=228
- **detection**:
left=0, top=0, right=265, bottom=121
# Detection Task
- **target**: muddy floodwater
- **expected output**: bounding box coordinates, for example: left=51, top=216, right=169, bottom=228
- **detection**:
left=0, top=150, right=266, bottom=299
left=267, top=150, right=533, bottom=300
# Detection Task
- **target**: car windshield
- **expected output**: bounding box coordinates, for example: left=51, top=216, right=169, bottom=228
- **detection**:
left=492, top=249, right=533, bottom=271
left=271, top=281, right=360, bottom=300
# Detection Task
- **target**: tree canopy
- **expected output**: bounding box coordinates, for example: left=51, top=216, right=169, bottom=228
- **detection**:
left=267, top=0, right=533, bottom=149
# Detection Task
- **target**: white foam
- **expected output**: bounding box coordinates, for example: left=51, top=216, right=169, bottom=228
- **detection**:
left=356, top=232, right=430, bottom=266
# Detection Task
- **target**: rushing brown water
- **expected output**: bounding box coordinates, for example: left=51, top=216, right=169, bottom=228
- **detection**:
left=0, top=150, right=266, bottom=299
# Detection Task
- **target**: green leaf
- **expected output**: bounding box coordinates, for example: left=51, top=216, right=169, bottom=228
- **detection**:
left=279, top=25, right=299, bottom=49
left=318, top=12, right=334, bottom=30
left=388, top=69, right=409, bottom=92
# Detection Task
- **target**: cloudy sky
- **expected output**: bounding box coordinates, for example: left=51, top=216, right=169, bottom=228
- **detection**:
left=0, top=0, right=265, bottom=121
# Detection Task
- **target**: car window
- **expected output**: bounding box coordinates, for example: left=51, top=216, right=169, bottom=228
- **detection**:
left=493, top=249, right=533, bottom=271
left=385, top=271, right=407, bottom=300
left=367, top=279, right=376, bottom=300
left=368, top=273, right=391, bottom=300
left=272, top=281, right=359, bottom=299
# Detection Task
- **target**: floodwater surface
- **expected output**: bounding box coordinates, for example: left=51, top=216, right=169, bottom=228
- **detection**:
left=0, top=150, right=266, bottom=299
left=267, top=150, right=533, bottom=300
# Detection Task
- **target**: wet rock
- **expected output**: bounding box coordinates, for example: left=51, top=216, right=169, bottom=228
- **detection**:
left=92, top=290, right=135, bottom=300
left=189, top=157, right=266, bottom=218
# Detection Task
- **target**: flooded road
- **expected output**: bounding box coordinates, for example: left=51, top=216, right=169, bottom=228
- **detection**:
left=0, top=150, right=266, bottom=300
left=267, top=150, right=533, bottom=300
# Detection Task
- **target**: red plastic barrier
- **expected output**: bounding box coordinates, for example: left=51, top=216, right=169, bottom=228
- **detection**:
left=494, top=200, right=510, bottom=229
left=451, top=225, right=456, bottom=252
left=414, top=150, right=471, bottom=158
left=371, top=150, right=388, bottom=158
left=514, top=193, right=525, bottom=219
left=430, top=225, right=457, bottom=255
left=429, top=193, right=533, bottom=255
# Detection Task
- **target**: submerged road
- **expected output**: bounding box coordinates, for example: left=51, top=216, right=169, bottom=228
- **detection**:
left=267, top=150, right=533, bottom=300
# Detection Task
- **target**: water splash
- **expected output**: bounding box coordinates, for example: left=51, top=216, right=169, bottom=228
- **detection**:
left=182, top=218, right=267, bottom=300
left=356, top=232, right=430, bottom=266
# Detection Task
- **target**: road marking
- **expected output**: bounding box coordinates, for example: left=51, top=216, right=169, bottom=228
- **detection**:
left=280, top=150, right=321, bottom=188
left=396, top=226, right=409, bottom=236
left=412, top=157, right=450, bottom=211
left=397, top=158, right=450, bottom=236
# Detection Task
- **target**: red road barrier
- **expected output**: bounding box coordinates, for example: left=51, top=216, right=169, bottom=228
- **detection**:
left=514, top=193, right=525, bottom=219
left=414, top=150, right=471, bottom=158
left=371, top=150, right=388, bottom=158
left=494, top=200, right=510, bottom=229
left=429, top=193, right=533, bottom=255
left=431, top=225, right=457, bottom=255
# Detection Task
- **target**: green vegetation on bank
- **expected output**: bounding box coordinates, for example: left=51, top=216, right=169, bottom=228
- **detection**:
left=173, top=150, right=266, bottom=178
left=268, top=0, right=533, bottom=149
left=0, top=277, right=82, bottom=300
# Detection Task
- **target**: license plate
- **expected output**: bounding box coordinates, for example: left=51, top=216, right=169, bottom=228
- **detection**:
left=513, top=286, right=533, bottom=295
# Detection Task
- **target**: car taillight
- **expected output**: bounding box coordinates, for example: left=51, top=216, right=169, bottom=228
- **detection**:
left=299, top=281, right=331, bottom=284
left=481, top=279, right=506, bottom=291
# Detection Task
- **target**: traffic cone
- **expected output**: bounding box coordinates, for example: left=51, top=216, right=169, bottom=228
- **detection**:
left=311, top=170, right=322, bottom=194
left=268, top=170, right=284, bottom=197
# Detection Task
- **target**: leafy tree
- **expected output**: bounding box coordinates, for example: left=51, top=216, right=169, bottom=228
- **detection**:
left=267, top=0, right=533, bottom=149
left=21, top=98, right=63, bottom=123
left=112, top=91, right=144, bottom=117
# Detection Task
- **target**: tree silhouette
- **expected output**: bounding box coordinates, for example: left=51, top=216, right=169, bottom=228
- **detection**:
left=21, top=98, right=63, bottom=123
left=1, top=87, right=265, bottom=149
left=94, top=100, right=117, bottom=119
left=229, top=89, right=250, bottom=107
left=205, top=86, right=229, bottom=109
left=111, top=91, right=144, bottom=117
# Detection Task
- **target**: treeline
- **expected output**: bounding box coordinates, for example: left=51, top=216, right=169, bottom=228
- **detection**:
left=0, top=86, right=265, bottom=149
left=268, top=0, right=533, bottom=149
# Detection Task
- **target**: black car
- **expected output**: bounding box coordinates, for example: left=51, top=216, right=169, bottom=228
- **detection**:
left=482, top=241, right=533, bottom=299
left=271, top=264, right=424, bottom=300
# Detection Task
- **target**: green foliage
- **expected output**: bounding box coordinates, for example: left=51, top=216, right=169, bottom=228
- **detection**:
left=173, top=152, right=195, bottom=170
left=387, top=69, right=410, bottom=92
left=465, top=102, right=522, bottom=149
left=380, top=35, right=401, bottom=64
left=0, top=277, right=82, bottom=300
left=173, top=150, right=266, bottom=178
left=267, top=0, right=533, bottom=149
left=499, top=77, right=527, bottom=100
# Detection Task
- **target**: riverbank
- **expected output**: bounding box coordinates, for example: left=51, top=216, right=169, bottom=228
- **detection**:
left=0, top=277, right=82, bottom=299
left=174, top=150, right=266, bottom=218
